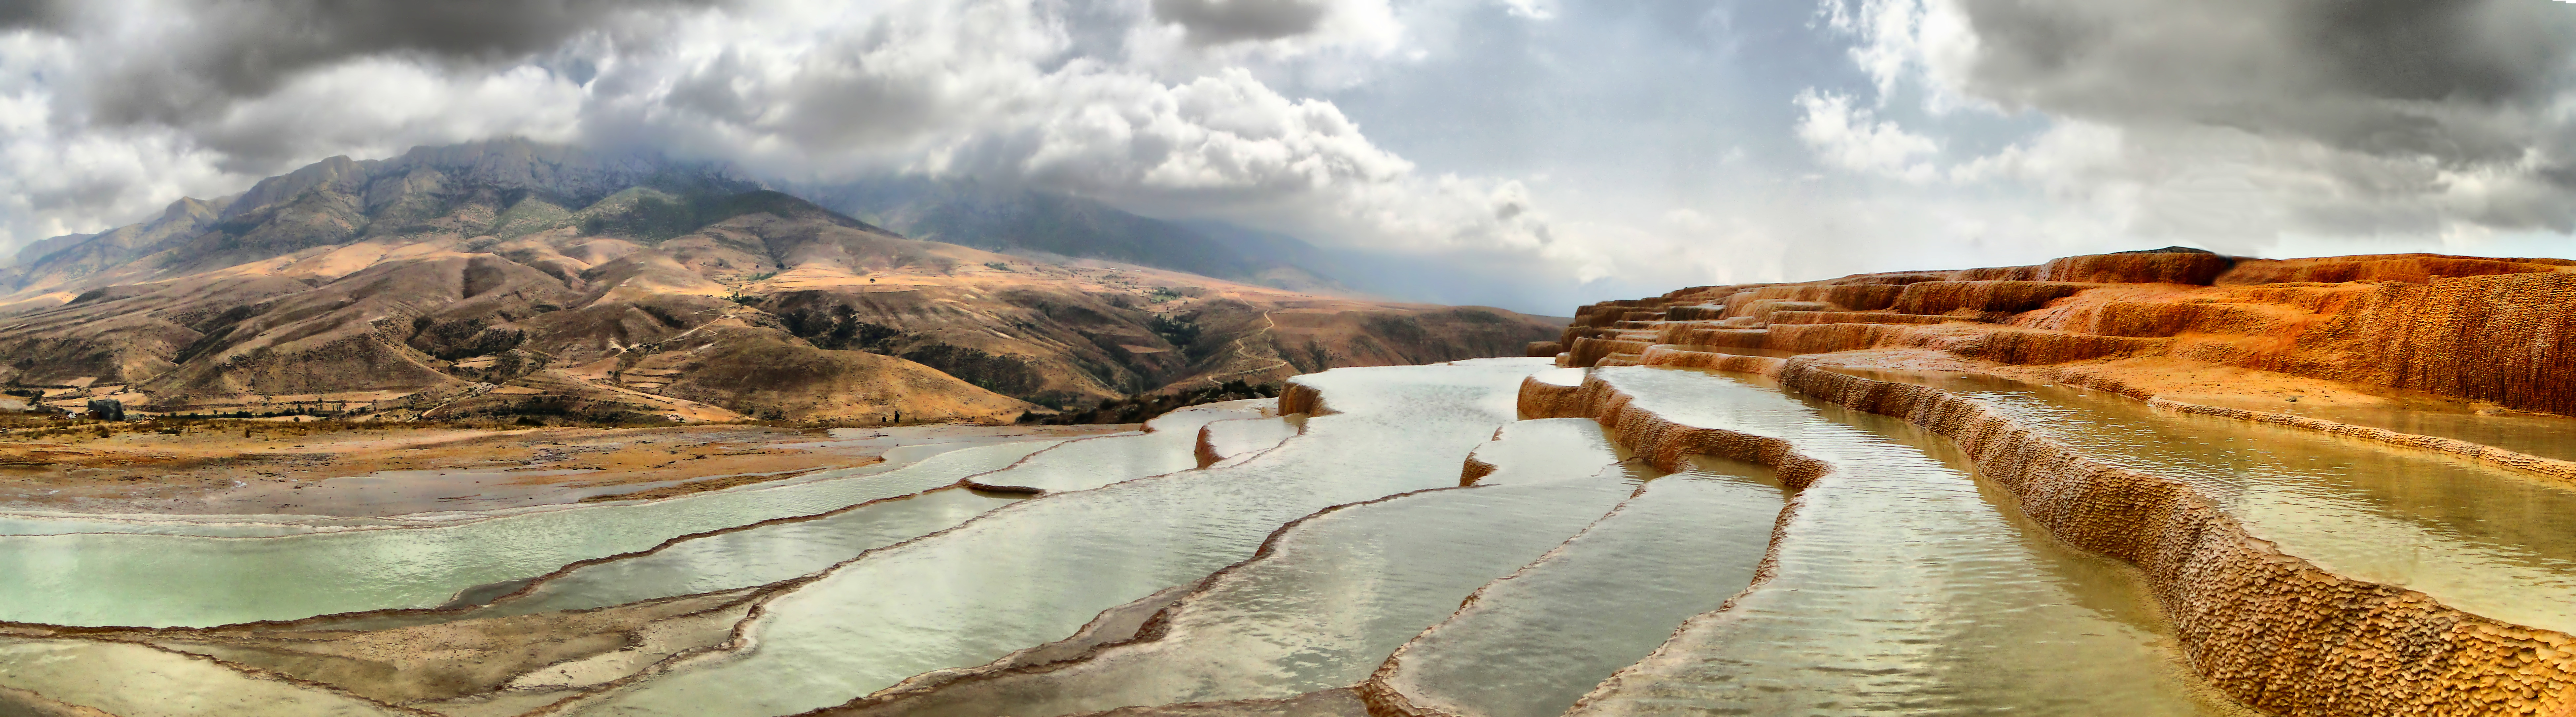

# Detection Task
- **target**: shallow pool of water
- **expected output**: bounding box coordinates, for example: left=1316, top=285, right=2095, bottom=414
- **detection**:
left=1839, top=368, right=2576, bottom=636
left=2196, top=395, right=2576, bottom=464
left=844, top=418, right=1650, bottom=716
left=1563, top=367, right=2252, bottom=716
left=475, top=407, right=1269, bottom=618
left=564, top=360, right=1558, bottom=717
left=1387, top=456, right=1783, bottom=717
left=0, top=440, right=1062, bottom=627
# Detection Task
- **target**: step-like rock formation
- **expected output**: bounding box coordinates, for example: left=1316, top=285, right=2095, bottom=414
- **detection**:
left=1531, top=247, right=2576, bottom=714
left=1557, top=250, right=2576, bottom=416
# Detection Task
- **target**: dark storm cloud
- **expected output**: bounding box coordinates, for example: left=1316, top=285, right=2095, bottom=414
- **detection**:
left=0, top=0, right=66, bottom=28
left=1151, top=0, right=1328, bottom=45
left=1955, top=0, right=2576, bottom=167
left=50, top=0, right=723, bottom=127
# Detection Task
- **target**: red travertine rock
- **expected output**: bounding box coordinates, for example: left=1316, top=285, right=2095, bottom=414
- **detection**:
left=1825, top=272, right=1952, bottom=286
left=2278, top=273, right=2576, bottom=415
left=1566, top=338, right=1655, bottom=368
left=1561, top=251, right=2576, bottom=415
left=1824, top=284, right=1906, bottom=310
left=2219, top=254, right=2576, bottom=286
left=1555, top=325, right=1615, bottom=351
left=1893, top=281, right=2093, bottom=315
left=1951, top=265, right=2040, bottom=281
left=1670, top=327, right=1770, bottom=349
left=1525, top=341, right=1563, bottom=357
left=2011, top=300, right=2295, bottom=338
left=1767, top=311, right=1961, bottom=326
left=1723, top=299, right=1833, bottom=322
left=1660, top=305, right=1726, bottom=321
left=1278, top=381, right=1330, bottom=417
left=2035, top=251, right=2235, bottom=285
left=1637, top=345, right=1788, bottom=376
left=1513, top=373, right=1829, bottom=486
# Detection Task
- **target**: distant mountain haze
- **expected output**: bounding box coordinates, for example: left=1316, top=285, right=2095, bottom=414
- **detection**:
left=0, top=139, right=1561, bottom=422
left=795, top=177, right=1350, bottom=294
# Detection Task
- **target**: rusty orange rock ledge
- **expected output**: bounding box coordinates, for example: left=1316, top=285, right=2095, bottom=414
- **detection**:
left=1557, top=251, right=2576, bottom=418
left=1508, top=359, right=2576, bottom=717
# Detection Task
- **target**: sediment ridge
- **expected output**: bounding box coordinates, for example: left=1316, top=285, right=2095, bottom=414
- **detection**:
left=1514, top=357, right=2576, bottom=717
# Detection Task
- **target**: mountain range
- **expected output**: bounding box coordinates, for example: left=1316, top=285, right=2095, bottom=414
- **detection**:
left=0, top=139, right=1562, bottom=423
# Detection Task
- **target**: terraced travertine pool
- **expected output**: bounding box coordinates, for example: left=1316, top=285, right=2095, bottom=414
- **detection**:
left=7, top=357, right=2567, bottom=715
left=1838, top=368, right=2576, bottom=635
left=1550, top=367, right=2251, bottom=716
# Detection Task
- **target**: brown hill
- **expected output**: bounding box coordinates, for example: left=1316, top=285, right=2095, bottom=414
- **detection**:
left=0, top=140, right=1560, bottom=422
left=1543, top=247, right=2576, bottom=415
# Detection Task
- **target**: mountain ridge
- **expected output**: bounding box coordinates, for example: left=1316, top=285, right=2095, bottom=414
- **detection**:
left=0, top=138, right=1562, bottom=423
left=795, top=176, right=1350, bottom=294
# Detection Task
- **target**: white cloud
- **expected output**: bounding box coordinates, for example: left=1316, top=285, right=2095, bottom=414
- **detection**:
left=1497, top=0, right=1554, bottom=21
left=1792, top=89, right=1939, bottom=182
left=0, top=0, right=1583, bottom=279
left=1802, top=0, right=2576, bottom=255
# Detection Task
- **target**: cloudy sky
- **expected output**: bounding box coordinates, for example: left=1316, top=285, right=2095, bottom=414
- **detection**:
left=2, top=0, right=2573, bottom=313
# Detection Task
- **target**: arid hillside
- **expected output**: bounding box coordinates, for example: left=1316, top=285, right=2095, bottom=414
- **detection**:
left=0, top=140, right=1561, bottom=423
left=1544, top=247, right=2576, bottom=416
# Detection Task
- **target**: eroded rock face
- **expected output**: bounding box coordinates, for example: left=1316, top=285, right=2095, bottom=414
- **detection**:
left=1557, top=251, right=2576, bottom=416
